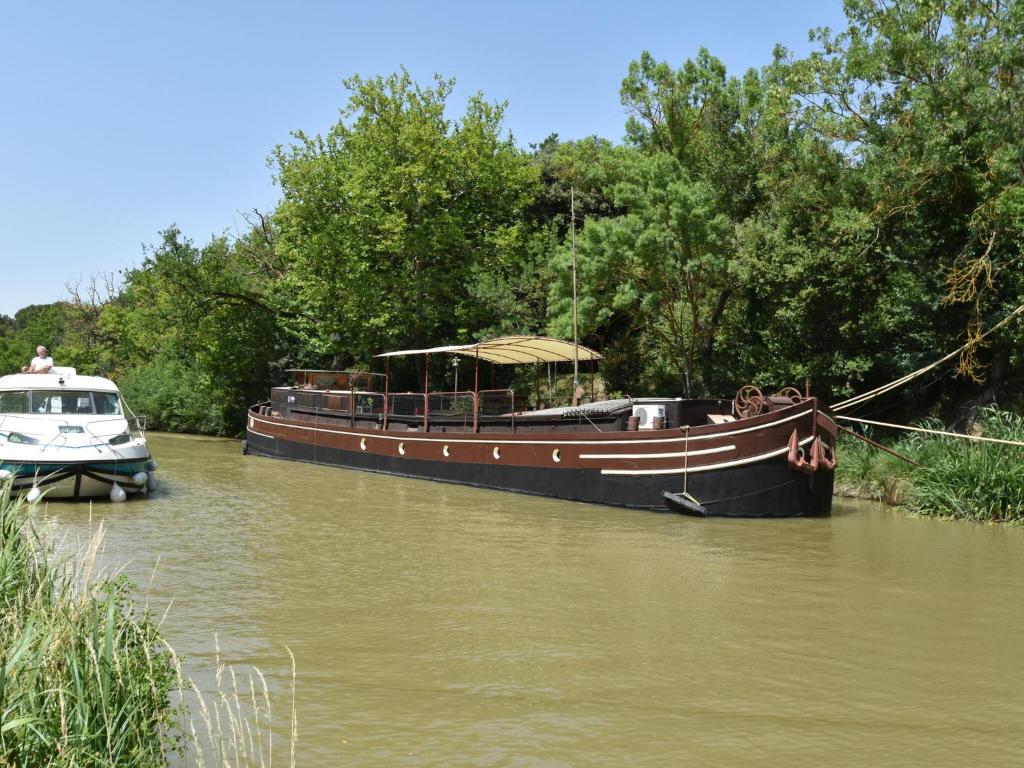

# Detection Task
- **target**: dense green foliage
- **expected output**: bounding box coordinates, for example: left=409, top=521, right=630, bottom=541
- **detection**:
left=837, top=407, right=1024, bottom=521
left=0, top=484, right=180, bottom=765
left=4, top=1, right=1022, bottom=434
left=273, top=71, right=539, bottom=363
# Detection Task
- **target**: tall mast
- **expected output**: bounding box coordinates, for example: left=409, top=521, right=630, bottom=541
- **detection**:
left=571, top=185, right=579, bottom=386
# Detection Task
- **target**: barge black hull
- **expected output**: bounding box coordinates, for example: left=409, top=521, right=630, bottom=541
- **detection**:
left=245, top=428, right=833, bottom=517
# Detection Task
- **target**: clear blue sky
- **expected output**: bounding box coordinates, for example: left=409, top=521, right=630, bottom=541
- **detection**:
left=0, top=0, right=847, bottom=317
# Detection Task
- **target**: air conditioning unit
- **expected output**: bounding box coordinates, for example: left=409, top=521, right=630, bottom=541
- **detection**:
left=632, top=403, right=666, bottom=430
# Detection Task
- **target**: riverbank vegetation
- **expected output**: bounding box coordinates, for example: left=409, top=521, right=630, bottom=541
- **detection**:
left=0, top=482, right=177, bottom=764
left=0, top=483, right=295, bottom=766
left=2, top=1, right=1022, bottom=442
left=836, top=407, right=1024, bottom=522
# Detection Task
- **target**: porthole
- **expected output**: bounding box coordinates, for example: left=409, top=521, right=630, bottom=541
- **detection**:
left=442, top=444, right=450, bottom=457
left=398, top=442, right=406, bottom=455
left=492, top=446, right=501, bottom=460
left=552, top=449, right=561, bottom=463
left=359, top=438, right=366, bottom=451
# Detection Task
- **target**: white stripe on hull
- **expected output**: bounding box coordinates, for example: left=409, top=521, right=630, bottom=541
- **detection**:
left=599, top=436, right=815, bottom=476
left=579, top=444, right=735, bottom=461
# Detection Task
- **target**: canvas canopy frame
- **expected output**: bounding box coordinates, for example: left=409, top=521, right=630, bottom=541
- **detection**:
left=374, top=336, right=601, bottom=431
left=374, top=335, right=601, bottom=365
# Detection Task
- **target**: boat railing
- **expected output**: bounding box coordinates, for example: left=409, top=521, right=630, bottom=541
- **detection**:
left=385, top=389, right=516, bottom=431
left=478, top=389, right=515, bottom=417
left=427, top=391, right=476, bottom=416
left=0, top=415, right=140, bottom=446
left=386, top=392, right=427, bottom=418
left=275, top=383, right=526, bottom=433
left=128, top=414, right=147, bottom=438
left=353, top=392, right=385, bottom=415
left=318, top=390, right=382, bottom=427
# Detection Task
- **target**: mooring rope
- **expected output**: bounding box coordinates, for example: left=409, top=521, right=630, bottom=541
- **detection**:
left=682, top=425, right=689, bottom=496
left=833, top=303, right=1024, bottom=412
left=835, top=415, right=1024, bottom=448
left=836, top=424, right=921, bottom=466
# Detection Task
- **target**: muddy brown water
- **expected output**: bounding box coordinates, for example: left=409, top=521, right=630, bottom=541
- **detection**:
left=42, top=433, right=1024, bottom=766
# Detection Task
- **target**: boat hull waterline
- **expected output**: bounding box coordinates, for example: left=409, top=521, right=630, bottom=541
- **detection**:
left=1, top=458, right=151, bottom=499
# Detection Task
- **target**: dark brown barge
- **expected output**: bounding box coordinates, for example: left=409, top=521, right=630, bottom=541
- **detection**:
left=244, top=337, right=836, bottom=517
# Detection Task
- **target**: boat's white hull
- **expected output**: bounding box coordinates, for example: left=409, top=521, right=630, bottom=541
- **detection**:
left=0, top=440, right=151, bottom=500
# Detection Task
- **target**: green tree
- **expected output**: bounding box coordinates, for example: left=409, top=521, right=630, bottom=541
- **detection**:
left=548, top=51, right=766, bottom=395
left=273, top=69, right=539, bottom=374
left=782, top=0, right=1024, bottom=386
left=469, top=134, right=619, bottom=341
left=0, top=304, right=67, bottom=374
left=98, top=226, right=286, bottom=434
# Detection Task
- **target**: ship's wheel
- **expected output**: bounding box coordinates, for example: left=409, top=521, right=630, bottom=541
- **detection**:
left=774, top=386, right=804, bottom=402
left=733, top=385, right=764, bottom=418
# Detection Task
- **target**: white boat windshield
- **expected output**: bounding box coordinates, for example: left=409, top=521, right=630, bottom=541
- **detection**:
left=0, top=390, right=122, bottom=416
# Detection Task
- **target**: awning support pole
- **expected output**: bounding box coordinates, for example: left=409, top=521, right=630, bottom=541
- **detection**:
left=383, top=357, right=390, bottom=430
left=473, top=350, right=479, bottom=433
left=424, top=353, right=430, bottom=432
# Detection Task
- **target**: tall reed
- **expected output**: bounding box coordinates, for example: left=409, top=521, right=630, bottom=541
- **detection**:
left=0, top=482, right=296, bottom=767
left=0, top=481, right=179, bottom=766
left=837, top=407, right=1024, bottom=522
left=904, top=407, right=1024, bottom=522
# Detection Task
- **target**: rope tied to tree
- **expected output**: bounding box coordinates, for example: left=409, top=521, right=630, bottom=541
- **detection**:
left=836, top=415, right=1024, bottom=449
left=833, top=302, right=1024, bottom=413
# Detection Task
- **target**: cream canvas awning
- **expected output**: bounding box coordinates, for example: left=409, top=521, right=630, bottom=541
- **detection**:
left=375, top=336, right=602, bottom=365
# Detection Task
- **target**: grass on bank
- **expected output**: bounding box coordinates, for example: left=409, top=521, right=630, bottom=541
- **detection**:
left=0, top=481, right=295, bottom=767
left=835, top=406, right=1024, bottom=522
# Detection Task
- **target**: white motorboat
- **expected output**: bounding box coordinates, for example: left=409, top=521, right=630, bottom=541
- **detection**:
left=0, top=367, right=154, bottom=500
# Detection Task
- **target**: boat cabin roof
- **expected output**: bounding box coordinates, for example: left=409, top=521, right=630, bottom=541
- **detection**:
left=0, top=368, right=119, bottom=393
left=374, top=335, right=602, bottom=365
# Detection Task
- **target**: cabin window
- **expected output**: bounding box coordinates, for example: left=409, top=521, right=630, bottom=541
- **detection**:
left=93, top=393, right=122, bottom=415
left=24, top=391, right=121, bottom=415
left=32, top=391, right=91, bottom=414
left=0, top=391, right=29, bottom=414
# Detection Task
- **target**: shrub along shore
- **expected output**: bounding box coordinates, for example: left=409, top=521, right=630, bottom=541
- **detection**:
left=834, top=407, right=1024, bottom=524
left=0, top=482, right=294, bottom=767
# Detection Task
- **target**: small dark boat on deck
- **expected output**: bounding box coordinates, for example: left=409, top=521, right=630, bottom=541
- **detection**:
left=245, top=336, right=836, bottom=517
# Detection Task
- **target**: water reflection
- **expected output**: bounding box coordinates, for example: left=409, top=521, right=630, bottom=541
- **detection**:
left=43, top=434, right=1024, bottom=766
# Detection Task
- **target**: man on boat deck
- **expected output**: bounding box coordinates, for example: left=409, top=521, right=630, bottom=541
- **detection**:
left=22, top=345, right=53, bottom=374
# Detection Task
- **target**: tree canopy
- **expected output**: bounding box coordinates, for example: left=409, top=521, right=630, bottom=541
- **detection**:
left=12, top=1, right=1023, bottom=434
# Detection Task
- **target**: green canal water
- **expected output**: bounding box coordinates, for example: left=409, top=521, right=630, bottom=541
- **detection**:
left=42, top=433, right=1024, bottom=766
